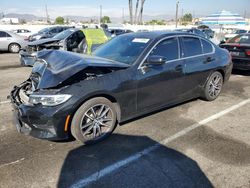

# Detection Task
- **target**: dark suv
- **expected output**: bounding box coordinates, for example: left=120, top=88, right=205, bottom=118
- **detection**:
left=29, top=26, right=74, bottom=41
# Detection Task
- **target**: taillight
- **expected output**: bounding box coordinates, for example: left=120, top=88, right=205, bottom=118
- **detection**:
left=245, top=49, right=250, bottom=56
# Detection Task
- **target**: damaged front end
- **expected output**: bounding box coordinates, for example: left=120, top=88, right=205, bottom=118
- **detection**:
left=20, top=39, right=62, bottom=66
left=10, top=49, right=129, bottom=140
left=10, top=80, right=73, bottom=140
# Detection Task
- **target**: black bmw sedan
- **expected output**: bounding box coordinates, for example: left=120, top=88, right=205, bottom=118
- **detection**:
left=10, top=31, right=232, bottom=144
left=220, top=33, right=250, bottom=70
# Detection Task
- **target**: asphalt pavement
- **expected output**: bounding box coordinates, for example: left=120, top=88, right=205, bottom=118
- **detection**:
left=0, top=53, right=249, bottom=188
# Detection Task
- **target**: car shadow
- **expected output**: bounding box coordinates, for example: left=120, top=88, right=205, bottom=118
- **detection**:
left=57, top=134, right=213, bottom=188
left=232, top=69, right=250, bottom=76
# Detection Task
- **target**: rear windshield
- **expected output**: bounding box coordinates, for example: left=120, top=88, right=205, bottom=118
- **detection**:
left=228, top=34, right=250, bottom=44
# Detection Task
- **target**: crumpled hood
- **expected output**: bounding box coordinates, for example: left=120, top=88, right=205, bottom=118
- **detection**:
left=28, top=38, right=61, bottom=46
left=31, top=50, right=130, bottom=89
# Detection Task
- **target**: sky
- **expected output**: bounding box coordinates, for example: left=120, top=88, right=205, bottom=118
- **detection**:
left=0, top=0, right=249, bottom=18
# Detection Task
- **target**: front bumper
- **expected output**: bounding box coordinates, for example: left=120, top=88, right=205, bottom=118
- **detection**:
left=19, top=50, right=36, bottom=66
left=232, top=58, right=250, bottom=70
left=10, top=82, right=72, bottom=141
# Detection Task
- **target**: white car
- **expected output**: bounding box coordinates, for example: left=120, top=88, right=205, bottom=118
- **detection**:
left=224, top=29, right=250, bottom=40
left=0, top=30, right=28, bottom=53
left=12, top=29, right=32, bottom=38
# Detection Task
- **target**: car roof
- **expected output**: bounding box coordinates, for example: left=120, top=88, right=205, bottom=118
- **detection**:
left=121, top=31, right=201, bottom=40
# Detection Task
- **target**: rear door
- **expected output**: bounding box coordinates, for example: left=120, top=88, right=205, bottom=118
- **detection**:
left=180, top=36, right=214, bottom=96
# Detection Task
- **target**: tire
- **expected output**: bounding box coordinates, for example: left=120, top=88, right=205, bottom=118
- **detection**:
left=71, top=97, right=117, bottom=145
left=202, top=71, right=224, bottom=101
left=9, top=43, right=21, bottom=53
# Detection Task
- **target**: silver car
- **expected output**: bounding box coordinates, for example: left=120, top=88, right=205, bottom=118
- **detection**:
left=0, top=30, right=28, bottom=53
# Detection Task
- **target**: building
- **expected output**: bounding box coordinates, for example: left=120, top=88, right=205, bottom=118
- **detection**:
left=0, top=17, right=19, bottom=24
left=201, top=10, right=247, bottom=25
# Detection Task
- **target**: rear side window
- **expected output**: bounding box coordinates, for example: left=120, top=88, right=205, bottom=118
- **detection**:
left=181, top=37, right=202, bottom=57
left=150, top=37, right=179, bottom=61
left=201, top=39, right=213, bottom=54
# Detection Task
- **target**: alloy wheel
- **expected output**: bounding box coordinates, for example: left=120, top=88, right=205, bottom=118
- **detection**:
left=208, top=74, right=223, bottom=98
left=80, top=104, right=114, bottom=140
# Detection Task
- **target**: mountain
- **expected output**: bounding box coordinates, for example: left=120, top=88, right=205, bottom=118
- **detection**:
left=4, top=13, right=45, bottom=21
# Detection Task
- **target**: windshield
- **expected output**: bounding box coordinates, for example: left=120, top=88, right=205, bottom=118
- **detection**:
left=53, top=29, right=76, bottom=40
left=93, top=35, right=151, bottom=65
left=235, top=30, right=246, bottom=34
left=38, top=28, right=50, bottom=33
left=228, top=34, right=250, bottom=44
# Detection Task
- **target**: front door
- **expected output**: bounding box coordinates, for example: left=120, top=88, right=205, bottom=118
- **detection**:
left=136, top=37, right=186, bottom=112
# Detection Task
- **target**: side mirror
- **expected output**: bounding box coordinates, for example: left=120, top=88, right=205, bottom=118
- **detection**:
left=145, top=55, right=167, bottom=66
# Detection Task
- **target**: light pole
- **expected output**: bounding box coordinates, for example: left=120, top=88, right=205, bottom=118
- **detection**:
left=175, top=0, right=179, bottom=28
left=99, top=5, right=102, bottom=26
left=122, top=8, right=125, bottom=24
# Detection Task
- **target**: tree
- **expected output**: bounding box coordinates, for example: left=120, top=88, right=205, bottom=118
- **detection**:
left=138, top=0, right=146, bottom=24
left=129, top=0, right=133, bottom=24
left=145, top=19, right=165, bottom=25
left=55, top=16, right=64, bottom=25
left=20, top=19, right=26, bottom=24
left=101, top=16, right=111, bottom=23
left=134, top=0, right=139, bottom=24
left=181, top=13, right=192, bottom=23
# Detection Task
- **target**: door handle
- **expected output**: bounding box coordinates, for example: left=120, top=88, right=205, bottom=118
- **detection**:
left=203, top=57, right=214, bottom=64
left=175, top=64, right=183, bottom=72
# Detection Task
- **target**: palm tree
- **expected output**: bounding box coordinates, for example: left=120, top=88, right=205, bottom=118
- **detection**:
left=129, top=0, right=133, bottom=24
left=134, top=0, right=140, bottom=24
left=138, top=0, right=146, bottom=24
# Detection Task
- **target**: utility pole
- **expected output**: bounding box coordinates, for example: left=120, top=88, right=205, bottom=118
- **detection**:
left=175, top=0, right=179, bottom=28
left=45, top=4, right=50, bottom=24
left=244, top=10, right=246, bottom=18
left=99, top=5, right=102, bottom=26
left=122, top=8, right=125, bottom=24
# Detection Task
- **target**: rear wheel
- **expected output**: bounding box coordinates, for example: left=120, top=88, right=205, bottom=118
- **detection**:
left=9, top=43, right=21, bottom=53
left=203, top=71, right=223, bottom=101
left=71, top=97, right=117, bottom=145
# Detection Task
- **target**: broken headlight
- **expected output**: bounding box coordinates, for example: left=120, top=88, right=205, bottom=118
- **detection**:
left=29, top=94, right=72, bottom=106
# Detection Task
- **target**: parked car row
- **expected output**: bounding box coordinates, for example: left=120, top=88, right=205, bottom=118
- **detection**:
left=20, top=28, right=110, bottom=66
left=175, top=28, right=210, bottom=39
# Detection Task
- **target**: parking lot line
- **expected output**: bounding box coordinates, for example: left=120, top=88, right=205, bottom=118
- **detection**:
left=71, top=98, right=250, bottom=188
left=0, top=100, right=10, bottom=105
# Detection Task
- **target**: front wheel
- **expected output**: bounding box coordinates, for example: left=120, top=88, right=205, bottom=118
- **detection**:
left=71, top=97, right=117, bottom=145
left=202, top=71, right=224, bottom=101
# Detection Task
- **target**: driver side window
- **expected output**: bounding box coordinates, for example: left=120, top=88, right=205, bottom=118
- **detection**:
left=150, top=37, right=179, bottom=61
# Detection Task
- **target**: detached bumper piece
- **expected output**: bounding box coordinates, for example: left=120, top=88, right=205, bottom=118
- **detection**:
left=9, top=82, right=69, bottom=141
left=19, top=50, right=36, bottom=66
